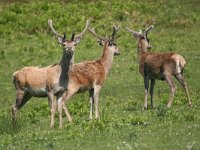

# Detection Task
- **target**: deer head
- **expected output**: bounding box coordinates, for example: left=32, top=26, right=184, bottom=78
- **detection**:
left=48, top=19, right=90, bottom=53
left=126, top=25, right=153, bottom=50
left=88, top=25, right=120, bottom=55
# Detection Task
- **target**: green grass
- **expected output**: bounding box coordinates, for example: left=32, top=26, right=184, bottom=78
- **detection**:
left=0, top=0, right=200, bottom=149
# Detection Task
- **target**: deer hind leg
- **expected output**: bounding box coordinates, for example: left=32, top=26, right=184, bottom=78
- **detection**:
left=143, top=75, right=149, bottom=109
left=12, top=90, right=32, bottom=126
left=165, top=76, right=177, bottom=108
left=150, top=79, right=155, bottom=109
left=175, top=73, right=192, bottom=107
left=89, top=88, right=94, bottom=120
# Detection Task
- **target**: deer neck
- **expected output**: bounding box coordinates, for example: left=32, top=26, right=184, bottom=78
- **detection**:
left=100, top=45, right=114, bottom=75
left=137, top=41, right=148, bottom=63
left=59, top=48, right=74, bottom=86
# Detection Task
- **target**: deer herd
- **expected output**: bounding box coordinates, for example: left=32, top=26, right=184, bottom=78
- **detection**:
left=11, top=19, right=192, bottom=128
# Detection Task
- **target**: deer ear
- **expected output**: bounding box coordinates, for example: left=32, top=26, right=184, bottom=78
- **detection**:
left=108, top=40, right=112, bottom=46
left=74, top=36, right=82, bottom=44
left=97, top=39, right=104, bottom=46
left=57, top=37, right=63, bottom=44
left=71, top=32, right=75, bottom=41
left=57, top=33, right=66, bottom=45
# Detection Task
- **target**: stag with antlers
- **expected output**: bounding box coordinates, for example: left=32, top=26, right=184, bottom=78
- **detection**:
left=57, top=26, right=120, bottom=128
left=12, top=19, right=90, bottom=128
left=126, top=25, right=192, bottom=109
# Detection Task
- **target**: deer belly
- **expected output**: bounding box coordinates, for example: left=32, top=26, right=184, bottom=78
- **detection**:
left=26, top=87, right=47, bottom=97
left=78, top=85, right=93, bottom=93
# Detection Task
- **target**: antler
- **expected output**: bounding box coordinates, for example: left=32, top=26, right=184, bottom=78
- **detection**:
left=48, top=19, right=63, bottom=38
left=75, top=20, right=90, bottom=39
left=88, top=27, right=106, bottom=41
left=143, top=25, right=154, bottom=37
left=111, top=25, right=120, bottom=42
left=125, top=27, right=141, bottom=37
left=145, top=25, right=154, bottom=33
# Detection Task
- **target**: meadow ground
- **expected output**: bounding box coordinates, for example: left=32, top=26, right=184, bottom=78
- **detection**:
left=0, top=0, right=200, bottom=149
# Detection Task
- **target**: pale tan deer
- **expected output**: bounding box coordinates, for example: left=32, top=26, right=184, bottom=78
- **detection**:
left=126, top=25, right=192, bottom=109
left=57, top=26, right=120, bottom=128
left=12, top=19, right=90, bottom=128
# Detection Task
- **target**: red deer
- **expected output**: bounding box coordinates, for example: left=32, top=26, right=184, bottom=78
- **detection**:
left=12, top=19, right=90, bottom=128
left=126, top=25, right=192, bottom=109
left=57, top=26, right=120, bottom=128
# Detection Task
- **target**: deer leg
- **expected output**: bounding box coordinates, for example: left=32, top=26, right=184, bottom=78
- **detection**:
left=89, top=88, right=94, bottom=120
left=58, top=88, right=77, bottom=128
left=165, top=76, right=177, bottom=108
left=93, top=85, right=101, bottom=119
left=47, top=92, right=55, bottom=128
left=150, top=79, right=155, bottom=109
left=12, top=90, right=32, bottom=126
left=175, top=73, right=192, bottom=107
left=50, top=96, right=58, bottom=128
left=57, top=97, right=63, bottom=129
left=144, top=75, right=149, bottom=109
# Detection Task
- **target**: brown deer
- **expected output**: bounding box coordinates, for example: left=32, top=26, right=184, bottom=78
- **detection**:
left=57, top=26, right=120, bottom=128
left=12, top=19, right=90, bottom=128
left=126, top=25, right=192, bottom=109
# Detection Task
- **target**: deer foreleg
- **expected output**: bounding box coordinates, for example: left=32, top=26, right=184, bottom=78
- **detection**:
left=89, top=88, right=94, bottom=120
left=48, top=92, right=55, bottom=128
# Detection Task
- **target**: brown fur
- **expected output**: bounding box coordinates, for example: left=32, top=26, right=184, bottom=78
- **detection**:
left=70, top=60, right=106, bottom=90
left=127, top=27, right=191, bottom=109
left=57, top=41, right=120, bottom=128
left=139, top=52, right=177, bottom=79
left=12, top=48, right=74, bottom=128
left=12, top=19, right=90, bottom=128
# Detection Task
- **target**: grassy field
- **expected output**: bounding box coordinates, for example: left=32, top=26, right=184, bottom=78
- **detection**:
left=0, top=0, right=200, bottom=149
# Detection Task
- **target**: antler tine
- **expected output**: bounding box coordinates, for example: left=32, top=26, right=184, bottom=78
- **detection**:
left=75, top=20, right=90, bottom=39
left=114, top=25, right=120, bottom=32
left=125, top=26, right=143, bottom=38
left=88, top=27, right=106, bottom=41
left=111, top=25, right=120, bottom=40
left=125, top=27, right=135, bottom=34
left=145, top=25, right=154, bottom=34
left=48, top=19, right=63, bottom=38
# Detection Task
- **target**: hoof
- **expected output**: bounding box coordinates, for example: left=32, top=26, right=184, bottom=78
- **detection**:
left=166, top=104, right=171, bottom=108
left=143, top=107, right=148, bottom=110
left=150, top=105, right=154, bottom=109
left=188, top=102, right=192, bottom=107
left=95, top=116, right=100, bottom=120
left=68, top=118, right=73, bottom=123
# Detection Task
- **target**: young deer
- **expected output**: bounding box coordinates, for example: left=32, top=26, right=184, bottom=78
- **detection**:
left=12, top=19, right=90, bottom=128
left=126, top=25, right=192, bottom=109
left=57, top=26, right=120, bottom=128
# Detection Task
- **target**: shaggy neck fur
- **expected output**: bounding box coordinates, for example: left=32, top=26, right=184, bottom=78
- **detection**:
left=100, top=41, right=114, bottom=75
left=59, top=48, right=74, bottom=86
